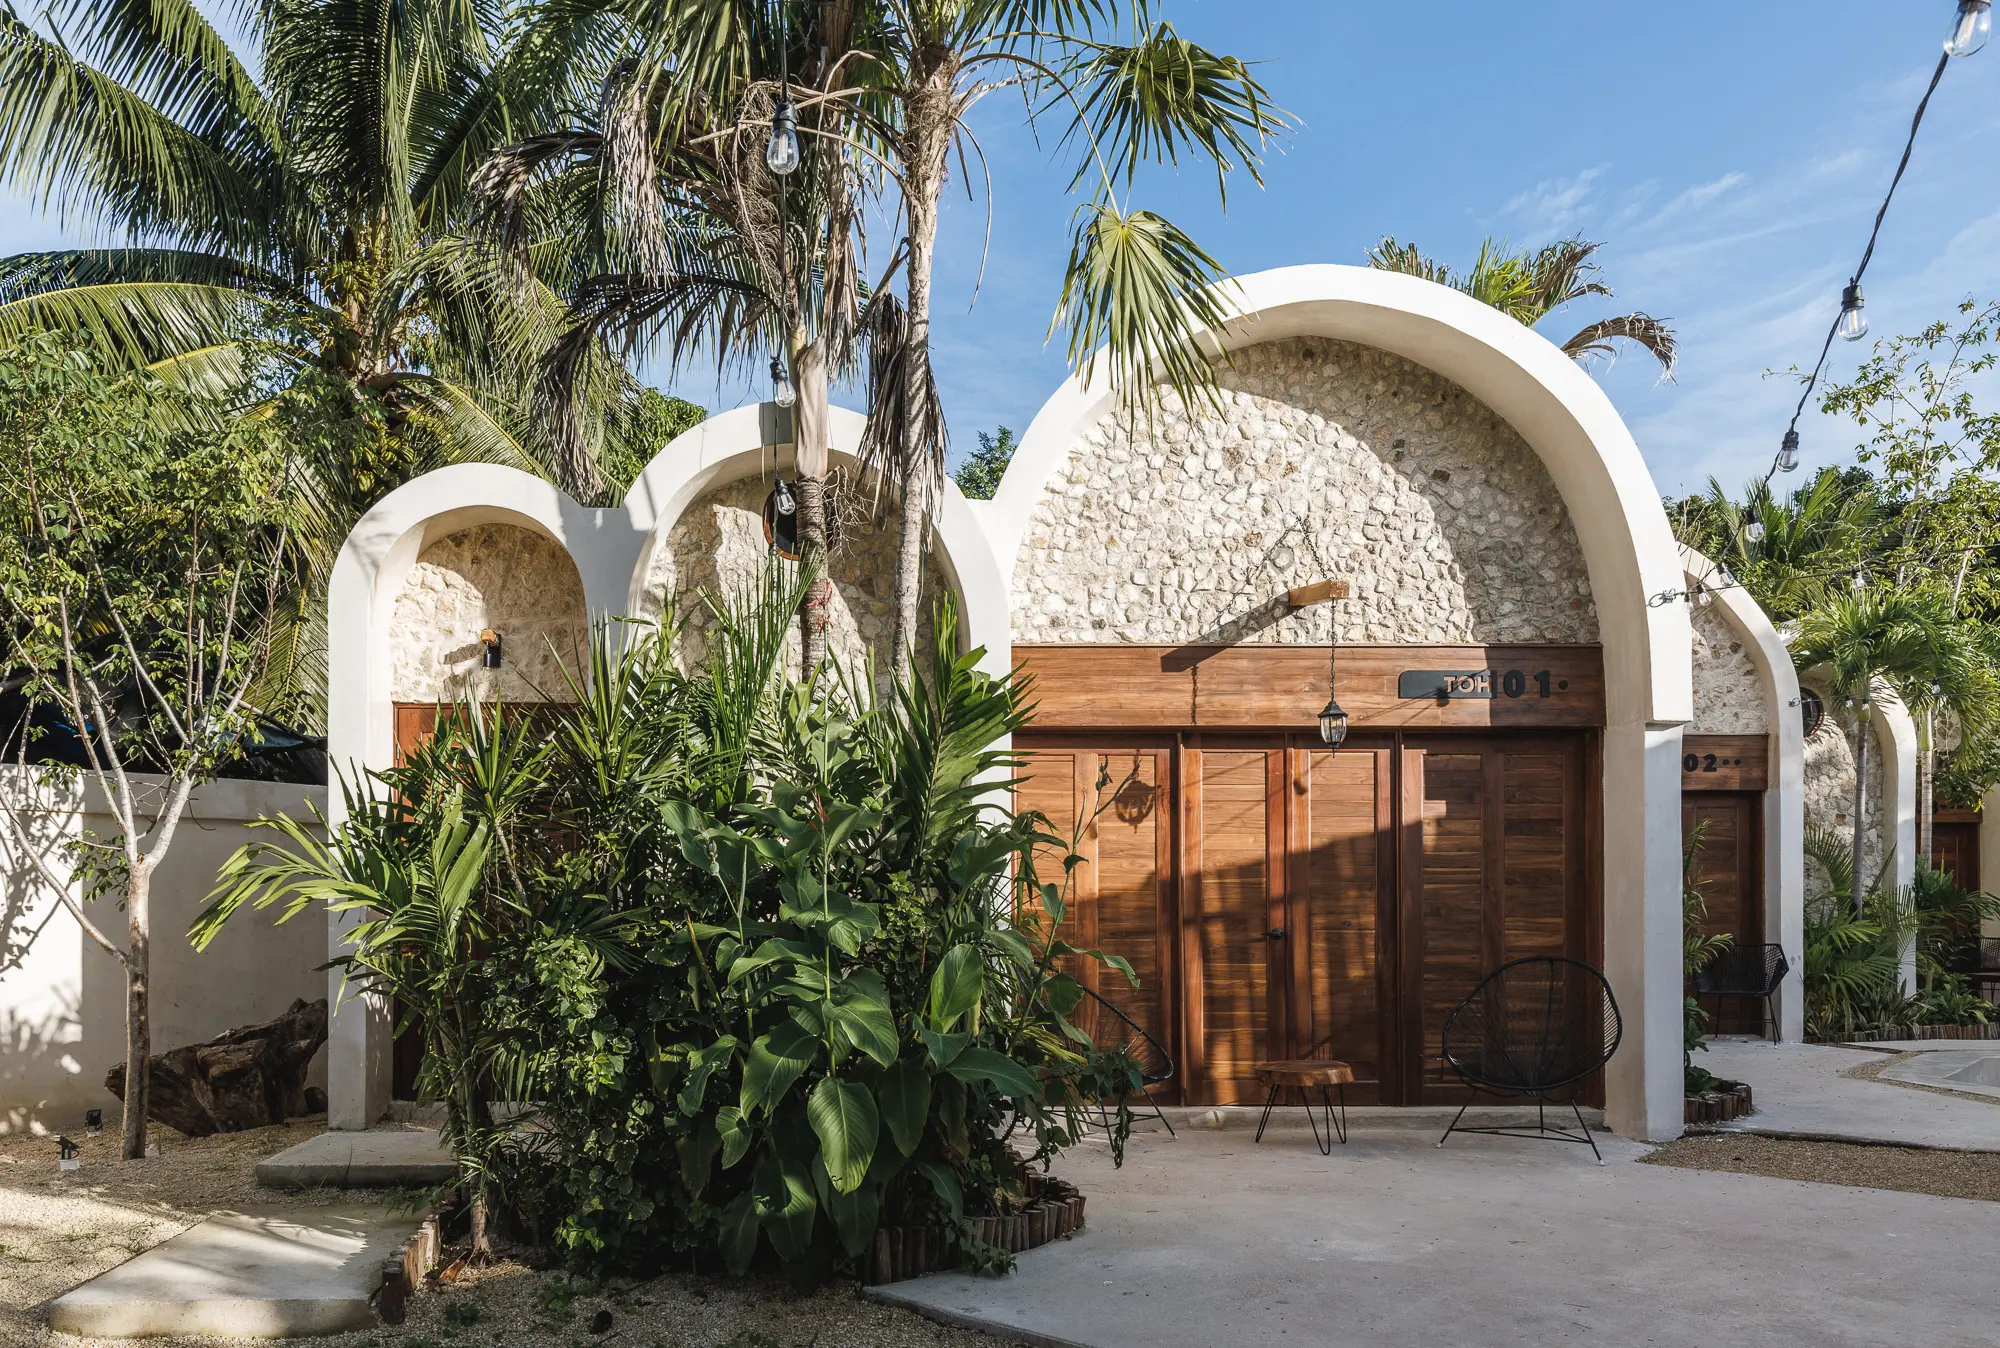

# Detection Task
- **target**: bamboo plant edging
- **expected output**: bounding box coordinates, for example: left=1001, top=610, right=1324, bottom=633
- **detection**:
left=1817, top=1022, right=2000, bottom=1044
left=867, top=1173, right=1085, bottom=1285
left=1684, top=1079, right=1754, bottom=1126
left=374, top=1199, right=454, bottom=1325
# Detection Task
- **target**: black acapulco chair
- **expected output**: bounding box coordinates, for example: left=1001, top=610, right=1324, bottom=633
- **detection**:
left=1436, top=956, right=1624, bottom=1163
left=1693, top=943, right=1791, bottom=1044
left=1071, top=984, right=1177, bottom=1138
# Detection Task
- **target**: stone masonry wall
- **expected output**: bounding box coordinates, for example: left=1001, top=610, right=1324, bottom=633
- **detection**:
left=1802, top=677, right=1889, bottom=890
left=644, top=474, right=939, bottom=675
left=1011, top=337, right=1598, bottom=646
left=390, top=524, right=589, bottom=703
left=1688, top=594, right=1768, bottom=735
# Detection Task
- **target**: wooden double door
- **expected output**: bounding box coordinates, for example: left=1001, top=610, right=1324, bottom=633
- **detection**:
left=1019, top=732, right=1596, bottom=1107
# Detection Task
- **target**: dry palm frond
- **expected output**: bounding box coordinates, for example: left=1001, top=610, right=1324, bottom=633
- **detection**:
left=857, top=288, right=947, bottom=512
left=1365, top=236, right=1454, bottom=286
left=1563, top=312, right=1677, bottom=378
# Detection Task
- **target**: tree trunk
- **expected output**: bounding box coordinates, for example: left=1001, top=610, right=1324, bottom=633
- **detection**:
left=1917, top=708, right=1934, bottom=872
left=796, top=475, right=831, bottom=676
left=793, top=341, right=833, bottom=678
left=123, top=867, right=151, bottom=1160
left=1851, top=706, right=1870, bottom=919
left=890, top=162, right=941, bottom=687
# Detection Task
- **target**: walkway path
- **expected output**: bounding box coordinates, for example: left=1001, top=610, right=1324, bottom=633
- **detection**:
left=47, top=1205, right=415, bottom=1338
left=1704, top=1039, right=2000, bottom=1150
left=875, top=1128, right=2000, bottom=1348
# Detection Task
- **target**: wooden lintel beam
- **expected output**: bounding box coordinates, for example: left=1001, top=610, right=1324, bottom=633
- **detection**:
left=1287, top=579, right=1350, bottom=607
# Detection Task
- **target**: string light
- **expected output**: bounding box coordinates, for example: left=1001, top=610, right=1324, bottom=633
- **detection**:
left=770, top=354, right=795, bottom=408
left=1837, top=282, right=1868, bottom=342
left=1766, top=13, right=1965, bottom=481
left=1945, top=0, right=1991, bottom=56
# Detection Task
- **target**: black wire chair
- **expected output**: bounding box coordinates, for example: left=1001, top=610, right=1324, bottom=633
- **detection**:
left=1071, top=985, right=1176, bottom=1138
left=1436, top=956, right=1623, bottom=1163
left=1693, top=943, right=1790, bottom=1044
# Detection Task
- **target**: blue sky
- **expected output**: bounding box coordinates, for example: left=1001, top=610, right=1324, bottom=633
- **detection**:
left=7, top=2, right=1997, bottom=499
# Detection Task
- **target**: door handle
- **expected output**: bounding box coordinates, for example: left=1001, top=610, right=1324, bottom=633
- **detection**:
left=1265, top=928, right=1287, bottom=941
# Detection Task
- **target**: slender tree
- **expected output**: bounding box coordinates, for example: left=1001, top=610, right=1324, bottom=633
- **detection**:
left=1368, top=235, right=1677, bottom=378
left=1, top=333, right=289, bottom=1160
left=834, top=0, right=1288, bottom=681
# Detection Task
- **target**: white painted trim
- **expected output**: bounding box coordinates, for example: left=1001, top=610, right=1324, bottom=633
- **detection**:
left=1681, top=547, right=1805, bottom=1040
left=1875, top=683, right=1920, bottom=994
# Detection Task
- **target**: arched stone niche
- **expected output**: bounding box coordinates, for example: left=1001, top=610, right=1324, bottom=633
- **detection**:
left=389, top=523, right=589, bottom=703
left=643, top=473, right=941, bottom=674
left=1689, top=594, right=1768, bottom=734
left=1010, top=337, right=1598, bottom=646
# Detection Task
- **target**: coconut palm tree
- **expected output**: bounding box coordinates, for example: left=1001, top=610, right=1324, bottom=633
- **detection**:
left=1367, top=235, right=1677, bottom=378
left=0, top=0, right=656, bottom=714
left=1790, top=588, right=1993, bottom=917
left=0, top=0, right=646, bottom=497
left=476, top=0, right=874, bottom=672
left=853, top=2, right=1288, bottom=681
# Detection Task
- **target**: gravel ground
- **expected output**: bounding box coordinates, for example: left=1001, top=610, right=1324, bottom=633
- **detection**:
left=1644, top=1131, right=2000, bottom=1202
left=0, top=1123, right=1009, bottom=1348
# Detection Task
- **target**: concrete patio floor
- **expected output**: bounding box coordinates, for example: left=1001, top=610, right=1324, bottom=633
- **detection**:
left=1703, top=1038, right=2000, bottom=1149
left=874, top=1126, right=2000, bottom=1348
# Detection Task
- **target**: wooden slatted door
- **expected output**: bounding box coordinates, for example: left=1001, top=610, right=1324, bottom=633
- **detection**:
left=1014, top=746, right=1176, bottom=1090
left=1932, top=819, right=1981, bottom=892
left=1682, top=792, right=1765, bottom=1035
left=1401, top=737, right=1588, bottom=1102
left=1182, top=746, right=1286, bottom=1103
left=1287, top=747, right=1394, bottom=1101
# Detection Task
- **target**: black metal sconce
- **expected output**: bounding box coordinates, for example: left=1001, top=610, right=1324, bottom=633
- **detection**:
left=1319, top=637, right=1348, bottom=747
left=480, top=629, right=503, bottom=670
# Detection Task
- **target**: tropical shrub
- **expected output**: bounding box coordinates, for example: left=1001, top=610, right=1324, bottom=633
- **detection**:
left=1681, top=821, right=1732, bottom=1095
left=199, top=579, right=1139, bottom=1280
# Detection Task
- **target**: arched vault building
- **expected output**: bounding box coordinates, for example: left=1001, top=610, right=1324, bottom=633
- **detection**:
left=325, top=264, right=1816, bottom=1141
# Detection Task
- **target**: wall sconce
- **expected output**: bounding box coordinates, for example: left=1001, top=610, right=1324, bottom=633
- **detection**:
left=480, top=629, right=504, bottom=670
left=84, top=1109, right=102, bottom=1135
left=58, top=1135, right=80, bottom=1172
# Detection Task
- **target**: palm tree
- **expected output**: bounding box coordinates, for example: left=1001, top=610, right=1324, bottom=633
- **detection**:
left=1790, top=589, right=1992, bottom=917
left=1675, top=469, right=1878, bottom=623
left=0, top=0, right=655, bottom=714
left=477, top=0, right=874, bottom=673
left=857, top=3, right=1288, bottom=681
left=1367, top=235, right=1677, bottom=378
left=0, top=0, right=647, bottom=488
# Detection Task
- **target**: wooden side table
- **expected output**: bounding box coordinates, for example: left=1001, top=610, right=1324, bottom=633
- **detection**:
left=1252, top=1059, right=1355, bottom=1154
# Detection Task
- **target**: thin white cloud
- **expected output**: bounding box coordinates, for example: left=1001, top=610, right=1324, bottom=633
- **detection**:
left=1650, top=171, right=1750, bottom=226
left=1502, top=166, right=1607, bottom=240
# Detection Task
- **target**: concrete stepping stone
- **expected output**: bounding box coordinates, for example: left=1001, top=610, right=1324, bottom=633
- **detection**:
left=256, top=1129, right=456, bottom=1189
left=48, top=1206, right=415, bottom=1338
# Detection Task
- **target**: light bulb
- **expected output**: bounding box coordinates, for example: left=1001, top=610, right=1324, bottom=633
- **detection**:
left=1743, top=520, right=1765, bottom=544
left=1946, top=0, right=1991, bottom=56
left=770, top=355, right=796, bottom=408
left=1837, top=282, right=1868, bottom=342
left=766, top=96, right=800, bottom=176
left=1776, top=429, right=1801, bottom=473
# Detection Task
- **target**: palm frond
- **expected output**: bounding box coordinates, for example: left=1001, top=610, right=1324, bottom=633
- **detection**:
left=1562, top=312, right=1677, bottom=378
left=1365, top=236, right=1454, bottom=286
left=0, top=278, right=262, bottom=364
left=1063, top=21, right=1287, bottom=203
left=1053, top=202, right=1234, bottom=420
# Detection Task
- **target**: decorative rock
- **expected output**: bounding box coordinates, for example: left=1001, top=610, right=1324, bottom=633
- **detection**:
left=1689, top=597, right=1767, bottom=734
left=390, top=524, right=588, bottom=703
left=105, top=998, right=327, bottom=1138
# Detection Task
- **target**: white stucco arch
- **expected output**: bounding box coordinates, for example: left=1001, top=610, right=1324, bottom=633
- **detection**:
left=622, top=405, right=1009, bottom=670
left=1682, top=547, right=1805, bottom=1040
left=986, top=265, right=1692, bottom=1139
left=324, top=412, right=1008, bottom=1126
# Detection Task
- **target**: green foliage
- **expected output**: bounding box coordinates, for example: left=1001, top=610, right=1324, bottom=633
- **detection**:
left=1800, top=826, right=1914, bottom=1039
left=0, top=330, right=294, bottom=768
left=1682, top=822, right=1733, bottom=1095
left=952, top=427, right=1018, bottom=501
left=1368, top=234, right=1675, bottom=376
left=598, top=391, right=708, bottom=497
left=199, top=581, right=1140, bottom=1282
